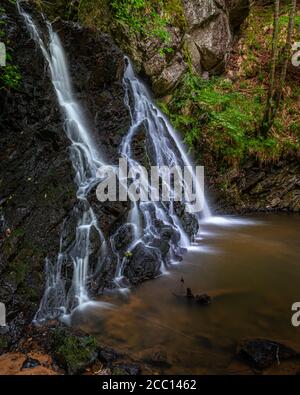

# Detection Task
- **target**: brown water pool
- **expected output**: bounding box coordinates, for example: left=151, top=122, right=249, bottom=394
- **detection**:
left=74, top=213, right=300, bottom=374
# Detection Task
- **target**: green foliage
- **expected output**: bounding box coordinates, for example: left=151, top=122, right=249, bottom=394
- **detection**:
left=0, top=5, right=21, bottom=90
left=110, top=0, right=175, bottom=44
left=0, top=64, right=21, bottom=90
left=160, top=1, right=300, bottom=168
left=163, top=70, right=299, bottom=167
left=279, top=14, right=300, bottom=29
left=111, top=0, right=146, bottom=34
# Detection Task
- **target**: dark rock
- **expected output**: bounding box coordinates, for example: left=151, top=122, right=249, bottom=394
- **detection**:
left=22, top=356, right=41, bottom=370
left=99, top=347, right=124, bottom=364
left=226, top=0, right=250, bottom=30
left=124, top=242, right=161, bottom=284
left=237, top=338, right=299, bottom=370
left=133, top=346, right=171, bottom=368
left=112, top=363, right=141, bottom=375
left=210, top=159, right=300, bottom=213
left=0, top=1, right=131, bottom=332
left=50, top=327, right=99, bottom=375
left=195, top=293, right=212, bottom=305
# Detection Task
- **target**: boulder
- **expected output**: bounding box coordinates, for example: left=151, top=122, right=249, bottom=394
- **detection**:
left=237, top=338, right=300, bottom=370
left=124, top=242, right=161, bottom=284
left=183, top=0, right=232, bottom=74
left=50, top=327, right=99, bottom=375
left=152, top=53, right=187, bottom=96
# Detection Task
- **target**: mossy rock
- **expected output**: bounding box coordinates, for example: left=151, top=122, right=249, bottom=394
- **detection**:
left=50, top=327, right=99, bottom=375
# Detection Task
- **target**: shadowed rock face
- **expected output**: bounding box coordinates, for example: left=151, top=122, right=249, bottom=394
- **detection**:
left=226, top=0, right=251, bottom=30
left=210, top=159, right=300, bottom=214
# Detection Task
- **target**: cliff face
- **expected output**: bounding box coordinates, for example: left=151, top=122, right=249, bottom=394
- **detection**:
left=210, top=159, right=300, bottom=214
left=0, top=1, right=130, bottom=342
left=39, top=0, right=249, bottom=97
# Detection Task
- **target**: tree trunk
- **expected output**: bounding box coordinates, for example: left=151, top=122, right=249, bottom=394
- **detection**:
left=261, top=0, right=280, bottom=135
left=271, top=0, right=297, bottom=122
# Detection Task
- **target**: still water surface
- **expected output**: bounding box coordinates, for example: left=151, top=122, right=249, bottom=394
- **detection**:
left=75, top=214, right=300, bottom=374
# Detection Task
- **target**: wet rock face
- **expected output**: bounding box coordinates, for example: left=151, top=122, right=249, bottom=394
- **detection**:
left=124, top=242, right=161, bottom=285
left=0, top=2, right=130, bottom=334
left=53, top=20, right=130, bottom=164
left=0, top=3, right=76, bottom=327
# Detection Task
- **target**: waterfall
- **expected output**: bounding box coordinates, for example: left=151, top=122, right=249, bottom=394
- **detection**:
left=17, top=2, right=211, bottom=322
left=111, top=59, right=211, bottom=289
left=18, top=3, right=108, bottom=321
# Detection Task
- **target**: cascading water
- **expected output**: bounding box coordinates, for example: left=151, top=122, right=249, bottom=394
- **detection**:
left=18, top=2, right=211, bottom=321
left=111, top=59, right=211, bottom=288
left=18, top=3, right=108, bottom=321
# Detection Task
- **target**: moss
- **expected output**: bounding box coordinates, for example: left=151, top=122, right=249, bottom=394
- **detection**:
left=8, top=259, right=29, bottom=285
left=51, top=328, right=99, bottom=375
left=0, top=334, right=11, bottom=356
left=0, top=4, right=21, bottom=90
left=112, top=367, right=129, bottom=375
left=76, top=0, right=186, bottom=57
left=0, top=337, right=8, bottom=350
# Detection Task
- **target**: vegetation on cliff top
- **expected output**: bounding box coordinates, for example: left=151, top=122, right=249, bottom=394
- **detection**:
left=0, top=4, right=21, bottom=90
left=25, top=0, right=300, bottom=170
left=161, top=2, right=300, bottom=169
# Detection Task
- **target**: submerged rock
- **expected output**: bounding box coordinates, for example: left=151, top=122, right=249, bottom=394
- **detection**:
left=173, top=288, right=212, bottom=306
left=133, top=346, right=171, bottom=368
left=195, top=293, right=212, bottom=306
left=237, top=338, right=300, bottom=370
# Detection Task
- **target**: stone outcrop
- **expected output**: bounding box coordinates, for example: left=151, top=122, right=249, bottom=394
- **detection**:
left=45, top=0, right=249, bottom=97
left=183, top=0, right=250, bottom=75
left=139, top=0, right=249, bottom=94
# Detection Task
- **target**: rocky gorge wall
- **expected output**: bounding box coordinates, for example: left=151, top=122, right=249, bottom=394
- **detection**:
left=0, top=1, right=132, bottom=344
left=38, top=0, right=250, bottom=97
